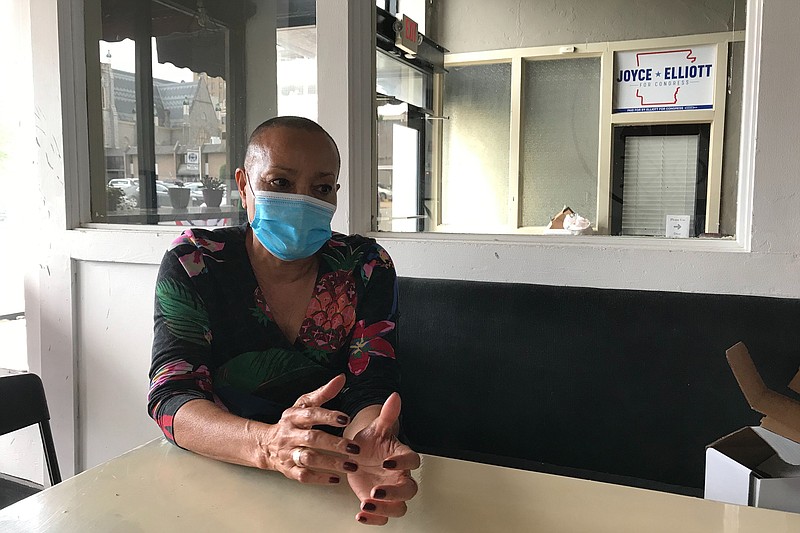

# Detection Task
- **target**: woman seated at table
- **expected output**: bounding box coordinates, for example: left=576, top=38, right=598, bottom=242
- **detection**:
left=147, top=117, right=419, bottom=526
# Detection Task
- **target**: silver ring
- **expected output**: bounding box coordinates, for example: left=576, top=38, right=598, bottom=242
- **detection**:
left=292, top=448, right=304, bottom=467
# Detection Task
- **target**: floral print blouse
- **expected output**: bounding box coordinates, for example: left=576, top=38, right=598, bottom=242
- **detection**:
left=147, top=225, right=399, bottom=444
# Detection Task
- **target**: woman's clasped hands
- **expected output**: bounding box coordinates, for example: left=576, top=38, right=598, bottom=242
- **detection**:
left=262, top=374, right=421, bottom=526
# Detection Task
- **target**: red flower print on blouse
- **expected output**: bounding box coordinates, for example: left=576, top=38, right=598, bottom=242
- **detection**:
left=158, top=414, right=175, bottom=442
left=348, top=320, right=396, bottom=375
left=148, top=360, right=212, bottom=441
left=299, top=270, right=357, bottom=351
left=169, top=229, right=225, bottom=278
left=362, top=247, right=393, bottom=283
left=149, top=360, right=212, bottom=394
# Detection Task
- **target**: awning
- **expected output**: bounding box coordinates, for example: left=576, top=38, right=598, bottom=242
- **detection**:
left=99, top=0, right=246, bottom=79
left=156, top=30, right=226, bottom=79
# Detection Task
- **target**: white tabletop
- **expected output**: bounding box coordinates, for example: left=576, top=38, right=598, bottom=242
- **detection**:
left=1, top=438, right=799, bottom=532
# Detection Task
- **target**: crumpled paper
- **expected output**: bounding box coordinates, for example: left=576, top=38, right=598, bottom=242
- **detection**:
left=562, top=213, right=593, bottom=235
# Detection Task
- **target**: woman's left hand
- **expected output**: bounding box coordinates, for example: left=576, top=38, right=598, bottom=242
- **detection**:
left=347, top=393, right=421, bottom=526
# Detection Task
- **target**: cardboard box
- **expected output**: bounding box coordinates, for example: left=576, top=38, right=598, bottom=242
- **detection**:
left=546, top=206, right=574, bottom=230
left=705, top=426, right=800, bottom=513
left=704, top=342, right=800, bottom=513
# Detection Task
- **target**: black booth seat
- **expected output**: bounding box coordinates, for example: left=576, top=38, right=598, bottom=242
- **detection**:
left=396, top=277, right=800, bottom=496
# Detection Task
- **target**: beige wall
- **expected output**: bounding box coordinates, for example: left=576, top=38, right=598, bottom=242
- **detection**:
left=117, top=122, right=136, bottom=151
left=431, top=0, right=746, bottom=53
left=155, top=154, right=176, bottom=181
left=154, top=124, right=173, bottom=147
left=207, top=152, right=226, bottom=179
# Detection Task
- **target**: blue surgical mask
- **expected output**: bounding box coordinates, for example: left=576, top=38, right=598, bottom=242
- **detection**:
left=249, top=189, right=335, bottom=261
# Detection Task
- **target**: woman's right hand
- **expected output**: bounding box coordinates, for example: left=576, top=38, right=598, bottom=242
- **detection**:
left=261, top=374, right=361, bottom=485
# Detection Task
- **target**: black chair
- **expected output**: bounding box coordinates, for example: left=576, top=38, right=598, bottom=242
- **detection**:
left=0, top=373, right=61, bottom=508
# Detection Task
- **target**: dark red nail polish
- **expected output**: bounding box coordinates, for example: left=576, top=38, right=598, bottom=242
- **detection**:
left=329, top=476, right=340, bottom=484
left=383, top=460, right=397, bottom=469
left=344, top=461, right=358, bottom=472
left=346, top=443, right=361, bottom=454
left=337, top=415, right=349, bottom=425
left=373, top=489, right=387, bottom=499
left=362, top=503, right=376, bottom=512
left=358, top=516, right=367, bottom=523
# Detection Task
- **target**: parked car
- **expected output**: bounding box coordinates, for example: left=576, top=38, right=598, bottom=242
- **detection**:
left=377, top=183, right=393, bottom=202
left=130, top=183, right=170, bottom=208
left=108, top=178, right=138, bottom=199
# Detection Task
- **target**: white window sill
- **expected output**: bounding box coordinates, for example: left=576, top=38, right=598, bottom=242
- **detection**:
left=63, top=223, right=749, bottom=267
left=367, top=231, right=747, bottom=253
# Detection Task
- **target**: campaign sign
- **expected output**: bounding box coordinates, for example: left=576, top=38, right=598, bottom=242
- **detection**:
left=613, top=44, right=716, bottom=113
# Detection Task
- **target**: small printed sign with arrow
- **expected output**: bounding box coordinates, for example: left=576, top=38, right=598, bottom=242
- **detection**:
left=666, top=215, right=691, bottom=238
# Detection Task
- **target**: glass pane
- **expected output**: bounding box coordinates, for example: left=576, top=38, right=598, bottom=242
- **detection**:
left=521, top=58, right=600, bottom=228
left=277, top=25, right=317, bottom=120
left=92, top=2, right=233, bottom=225
left=621, top=135, right=700, bottom=237
left=0, top=137, right=23, bottom=319
left=376, top=105, right=402, bottom=233
left=98, top=37, right=138, bottom=216
left=441, top=63, right=511, bottom=231
left=374, top=50, right=435, bottom=233
left=377, top=50, right=430, bottom=111
left=151, top=1, right=229, bottom=225
left=0, top=113, right=27, bottom=371
left=0, top=7, right=28, bottom=372
left=375, top=104, right=432, bottom=232
left=89, top=1, right=318, bottom=226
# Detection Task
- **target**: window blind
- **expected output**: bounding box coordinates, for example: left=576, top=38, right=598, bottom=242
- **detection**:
left=621, top=135, right=699, bottom=237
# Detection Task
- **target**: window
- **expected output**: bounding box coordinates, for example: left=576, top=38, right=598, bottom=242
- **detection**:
left=373, top=0, right=746, bottom=240
left=375, top=48, right=435, bottom=232
left=611, top=125, right=710, bottom=237
left=84, top=0, right=317, bottom=227
left=441, top=63, right=511, bottom=232
left=521, top=58, right=601, bottom=228
left=0, top=128, right=27, bottom=372
left=277, top=25, right=317, bottom=120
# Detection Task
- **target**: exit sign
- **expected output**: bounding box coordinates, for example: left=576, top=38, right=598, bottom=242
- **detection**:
left=396, top=14, right=419, bottom=55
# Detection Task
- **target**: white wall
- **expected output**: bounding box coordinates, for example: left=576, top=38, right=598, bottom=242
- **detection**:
left=76, top=262, right=162, bottom=469
left=0, top=0, right=47, bottom=485
left=18, top=0, right=800, bottom=481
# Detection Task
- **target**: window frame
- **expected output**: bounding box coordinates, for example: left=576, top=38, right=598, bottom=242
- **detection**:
left=423, top=31, right=744, bottom=237
left=62, top=0, right=758, bottom=257
left=610, top=123, right=712, bottom=237
left=82, top=0, right=247, bottom=227
left=63, top=0, right=376, bottom=256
